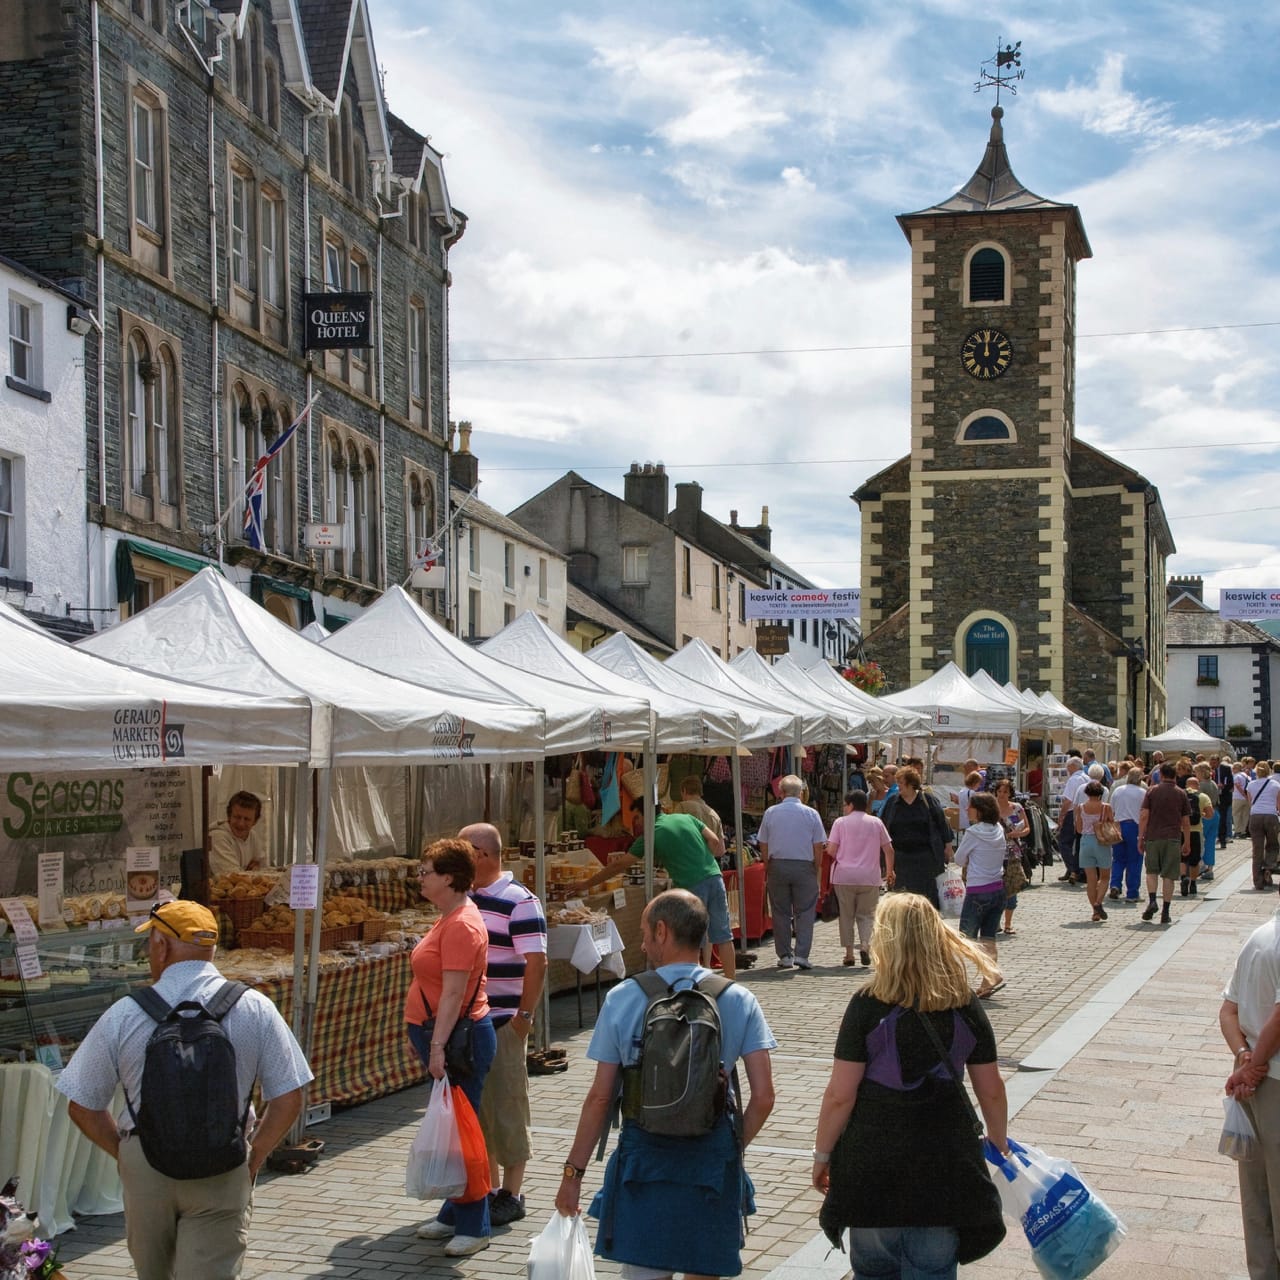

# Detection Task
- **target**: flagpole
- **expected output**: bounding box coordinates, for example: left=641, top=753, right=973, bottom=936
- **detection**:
left=212, top=391, right=321, bottom=538
left=399, top=483, right=479, bottom=590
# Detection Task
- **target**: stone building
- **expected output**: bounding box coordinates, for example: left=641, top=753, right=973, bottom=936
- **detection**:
left=512, top=464, right=764, bottom=656
left=1166, top=575, right=1280, bottom=759
left=0, top=0, right=461, bottom=630
left=854, top=105, right=1173, bottom=749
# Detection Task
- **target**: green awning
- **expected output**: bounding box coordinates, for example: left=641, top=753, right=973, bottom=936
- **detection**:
left=251, top=573, right=312, bottom=602
left=116, top=539, right=219, bottom=603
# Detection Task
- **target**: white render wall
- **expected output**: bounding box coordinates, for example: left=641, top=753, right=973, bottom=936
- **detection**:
left=461, top=519, right=567, bottom=639
left=1166, top=646, right=1267, bottom=740
left=0, top=263, right=88, bottom=618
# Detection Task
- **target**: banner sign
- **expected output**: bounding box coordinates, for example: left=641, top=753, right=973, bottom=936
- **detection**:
left=302, top=292, right=373, bottom=351
left=745, top=587, right=860, bottom=620
left=1220, top=589, right=1280, bottom=620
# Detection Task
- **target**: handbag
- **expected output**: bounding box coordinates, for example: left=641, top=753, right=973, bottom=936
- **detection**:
left=420, top=976, right=482, bottom=1080
left=1003, top=856, right=1028, bottom=897
left=818, top=889, right=840, bottom=923
left=1093, top=807, right=1122, bottom=847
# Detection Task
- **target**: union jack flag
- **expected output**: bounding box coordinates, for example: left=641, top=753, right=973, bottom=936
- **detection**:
left=412, top=541, right=442, bottom=571
left=243, top=409, right=305, bottom=550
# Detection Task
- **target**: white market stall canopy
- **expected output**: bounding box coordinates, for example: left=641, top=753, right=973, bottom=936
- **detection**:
left=0, top=601, right=313, bottom=772
left=729, top=649, right=866, bottom=742
left=480, top=613, right=724, bottom=754
left=587, top=632, right=793, bottom=749
left=966, top=668, right=1050, bottom=732
left=81, top=569, right=545, bottom=766
left=1139, top=718, right=1230, bottom=755
left=323, top=588, right=651, bottom=755
left=1002, top=681, right=1074, bottom=732
left=1036, top=691, right=1121, bottom=747
left=797, top=657, right=931, bottom=738
left=881, top=661, right=1022, bottom=737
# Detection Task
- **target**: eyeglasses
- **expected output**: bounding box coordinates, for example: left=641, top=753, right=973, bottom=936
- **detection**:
left=417, top=865, right=437, bottom=878
left=148, top=903, right=181, bottom=940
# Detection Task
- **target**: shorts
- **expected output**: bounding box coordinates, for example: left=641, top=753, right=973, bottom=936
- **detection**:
left=1078, top=834, right=1110, bottom=870
left=1183, top=834, right=1201, bottom=868
left=1144, top=838, right=1182, bottom=881
left=686, top=872, right=734, bottom=945
left=959, top=888, right=1005, bottom=940
left=477, top=1019, right=532, bottom=1166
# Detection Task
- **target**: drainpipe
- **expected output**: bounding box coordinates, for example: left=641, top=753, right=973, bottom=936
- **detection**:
left=90, top=1, right=107, bottom=605
left=208, top=74, right=224, bottom=564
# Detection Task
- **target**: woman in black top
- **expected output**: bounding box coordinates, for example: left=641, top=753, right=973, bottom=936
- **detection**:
left=812, top=893, right=1009, bottom=1279
left=877, top=767, right=954, bottom=907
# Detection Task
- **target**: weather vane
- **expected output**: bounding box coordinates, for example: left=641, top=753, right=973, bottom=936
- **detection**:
left=975, top=41, right=1024, bottom=106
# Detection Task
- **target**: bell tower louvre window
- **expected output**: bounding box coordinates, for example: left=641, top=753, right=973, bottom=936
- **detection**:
left=968, top=247, right=1006, bottom=302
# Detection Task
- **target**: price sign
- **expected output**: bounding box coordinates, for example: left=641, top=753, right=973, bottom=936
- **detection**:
left=35, top=1044, right=63, bottom=1071
left=0, top=899, right=38, bottom=945
left=613, top=888, right=627, bottom=909
left=99, top=945, right=116, bottom=964
left=564, top=898, right=585, bottom=911
left=37, top=852, right=65, bottom=928
left=16, top=945, right=42, bottom=981
left=289, top=865, right=321, bottom=911
left=591, top=919, right=612, bottom=957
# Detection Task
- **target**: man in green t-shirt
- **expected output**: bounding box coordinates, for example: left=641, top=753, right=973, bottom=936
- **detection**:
left=579, top=812, right=735, bottom=977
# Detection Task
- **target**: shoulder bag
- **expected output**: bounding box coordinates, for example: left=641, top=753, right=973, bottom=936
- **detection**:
left=1093, top=805, right=1122, bottom=847
left=914, top=1009, right=1007, bottom=1265
left=420, top=975, right=482, bottom=1080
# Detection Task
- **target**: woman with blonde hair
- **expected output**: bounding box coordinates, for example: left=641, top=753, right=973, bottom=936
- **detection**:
left=813, top=894, right=1008, bottom=1278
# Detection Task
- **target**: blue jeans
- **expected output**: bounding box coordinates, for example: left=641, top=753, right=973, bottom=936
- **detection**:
left=407, top=1016, right=498, bottom=1238
left=1108, top=820, right=1143, bottom=898
left=848, top=1225, right=959, bottom=1280
left=958, top=888, right=1004, bottom=940
left=1203, top=812, right=1219, bottom=866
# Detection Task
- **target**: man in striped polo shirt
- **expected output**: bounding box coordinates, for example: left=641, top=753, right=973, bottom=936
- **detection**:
left=460, top=822, right=548, bottom=1226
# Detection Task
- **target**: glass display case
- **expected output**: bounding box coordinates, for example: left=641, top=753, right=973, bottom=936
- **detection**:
left=0, top=924, right=151, bottom=1070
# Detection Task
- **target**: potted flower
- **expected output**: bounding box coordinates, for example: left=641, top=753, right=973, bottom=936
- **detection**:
left=841, top=660, right=886, bottom=695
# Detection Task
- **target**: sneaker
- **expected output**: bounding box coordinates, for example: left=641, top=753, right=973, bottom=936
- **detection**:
left=416, top=1220, right=455, bottom=1241
left=1201, top=869, right=1215, bottom=882
left=860, top=950, right=871, bottom=967
left=1142, top=901, right=1158, bottom=921
left=1108, top=887, right=1120, bottom=900
left=795, top=958, right=813, bottom=970
left=776, top=957, right=795, bottom=969
left=488, top=1190, right=526, bottom=1226
left=443, top=1235, right=490, bottom=1258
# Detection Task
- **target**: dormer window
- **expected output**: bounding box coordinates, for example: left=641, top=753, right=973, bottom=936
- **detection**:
left=966, top=245, right=1008, bottom=303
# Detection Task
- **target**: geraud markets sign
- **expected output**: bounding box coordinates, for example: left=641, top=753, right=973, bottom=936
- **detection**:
left=745, top=588, right=860, bottom=621
left=302, top=292, right=373, bottom=351
left=1220, top=589, right=1280, bottom=620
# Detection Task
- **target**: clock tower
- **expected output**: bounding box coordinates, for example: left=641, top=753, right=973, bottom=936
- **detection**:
left=854, top=103, right=1174, bottom=747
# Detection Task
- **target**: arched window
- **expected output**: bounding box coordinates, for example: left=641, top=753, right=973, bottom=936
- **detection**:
left=962, top=415, right=1011, bottom=441
left=967, top=245, right=1007, bottom=303
left=264, top=60, right=279, bottom=131
left=155, top=345, right=179, bottom=506
left=352, top=133, right=365, bottom=203
left=229, top=382, right=251, bottom=523
left=127, top=332, right=149, bottom=496
left=964, top=618, right=1011, bottom=684
left=362, top=450, right=378, bottom=584
left=340, top=103, right=353, bottom=192
left=325, top=433, right=347, bottom=576
left=327, top=117, right=342, bottom=183
left=248, top=14, right=263, bottom=117
left=269, top=405, right=291, bottom=555
left=233, top=33, right=250, bottom=105
left=346, top=441, right=363, bottom=578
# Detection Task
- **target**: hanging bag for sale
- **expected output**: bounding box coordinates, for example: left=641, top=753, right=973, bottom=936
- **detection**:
left=984, top=1138, right=1125, bottom=1280
left=405, top=1076, right=466, bottom=1200
left=527, top=1211, right=597, bottom=1280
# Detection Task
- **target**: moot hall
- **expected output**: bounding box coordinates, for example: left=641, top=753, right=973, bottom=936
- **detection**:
left=855, top=102, right=1173, bottom=748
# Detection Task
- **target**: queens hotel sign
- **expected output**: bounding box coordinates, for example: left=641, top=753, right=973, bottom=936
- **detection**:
left=302, top=293, right=373, bottom=351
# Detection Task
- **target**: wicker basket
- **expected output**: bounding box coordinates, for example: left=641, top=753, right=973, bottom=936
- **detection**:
left=361, top=917, right=390, bottom=943
left=238, top=923, right=361, bottom=952
left=218, top=895, right=270, bottom=931
left=620, top=768, right=647, bottom=799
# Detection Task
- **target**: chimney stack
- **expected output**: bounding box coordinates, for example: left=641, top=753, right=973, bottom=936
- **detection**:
left=623, top=461, right=669, bottom=522
left=729, top=509, right=738, bottom=526
left=451, top=419, right=479, bottom=490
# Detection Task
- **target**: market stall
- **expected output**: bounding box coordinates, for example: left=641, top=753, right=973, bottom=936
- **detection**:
left=0, top=599, right=313, bottom=1232
left=1139, top=718, right=1230, bottom=756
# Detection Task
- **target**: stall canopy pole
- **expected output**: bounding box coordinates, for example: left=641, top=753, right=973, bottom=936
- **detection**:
left=533, top=759, right=549, bottom=1052
left=302, top=767, right=334, bottom=1059
left=643, top=746, right=656, bottom=903
left=484, top=763, right=492, bottom=823
left=731, top=746, right=745, bottom=953
left=286, top=763, right=311, bottom=1143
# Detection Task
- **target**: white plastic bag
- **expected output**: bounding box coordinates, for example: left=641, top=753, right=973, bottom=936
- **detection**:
left=405, top=1077, right=466, bottom=1200
left=1220, top=1096, right=1259, bottom=1161
left=937, top=864, right=965, bottom=919
left=527, top=1211, right=597, bottom=1280
left=985, top=1138, right=1124, bottom=1280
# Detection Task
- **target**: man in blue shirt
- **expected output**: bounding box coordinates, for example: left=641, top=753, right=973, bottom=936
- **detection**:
left=555, top=889, right=776, bottom=1279
left=757, top=774, right=828, bottom=970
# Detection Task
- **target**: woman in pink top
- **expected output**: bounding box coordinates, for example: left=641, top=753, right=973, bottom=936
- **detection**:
left=826, top=791, right=895, bottom=968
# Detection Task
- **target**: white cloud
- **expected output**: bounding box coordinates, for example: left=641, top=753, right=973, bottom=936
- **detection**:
left=781, top=166, right=814, bottom=192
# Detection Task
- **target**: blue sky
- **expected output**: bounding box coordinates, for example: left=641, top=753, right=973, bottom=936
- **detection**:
left=369, top=0, right=1280, bottom=602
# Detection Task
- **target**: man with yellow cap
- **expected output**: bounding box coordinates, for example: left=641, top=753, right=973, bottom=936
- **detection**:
left=57, top=899, right=312, bottom=1280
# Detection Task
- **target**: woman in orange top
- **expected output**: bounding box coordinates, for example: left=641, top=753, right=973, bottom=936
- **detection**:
left=405, top=838, right=496, bottom=1257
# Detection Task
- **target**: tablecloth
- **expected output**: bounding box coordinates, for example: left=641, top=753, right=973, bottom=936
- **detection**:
left=547, top=920, right=626, bottom=978
left=0, top=1062, right=123, bottom=1235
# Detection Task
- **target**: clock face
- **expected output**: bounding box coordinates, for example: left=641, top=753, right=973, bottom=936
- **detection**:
left=961, top=328, right=1013, bottom=380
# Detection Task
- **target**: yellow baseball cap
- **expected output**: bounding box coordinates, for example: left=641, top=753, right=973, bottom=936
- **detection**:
left=135, top=900, right=219, bottom=947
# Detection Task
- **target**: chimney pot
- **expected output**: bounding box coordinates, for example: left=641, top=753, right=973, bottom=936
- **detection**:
left=730, top=509, right=738, bottom=526
left=761, top=505, right=769, bottom=527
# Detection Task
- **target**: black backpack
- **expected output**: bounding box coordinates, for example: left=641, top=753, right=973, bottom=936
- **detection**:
left=620, top=971, right=733, bottom=1137
left=124, top=981, right=250, bottom=1180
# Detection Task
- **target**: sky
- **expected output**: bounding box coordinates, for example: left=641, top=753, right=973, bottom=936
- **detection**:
left=368, top=0, right=1280, bottom=604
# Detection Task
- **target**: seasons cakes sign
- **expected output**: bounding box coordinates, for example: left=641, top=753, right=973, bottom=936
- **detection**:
left=303, top=292, right=373, bottom=351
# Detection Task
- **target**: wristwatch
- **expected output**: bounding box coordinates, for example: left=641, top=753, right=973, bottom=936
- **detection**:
left=812, top=1149, right=831, bottom=1164
left=515, top=1009, right=534, bottom=1023
left=562, top=1161, right=586, bottom=1180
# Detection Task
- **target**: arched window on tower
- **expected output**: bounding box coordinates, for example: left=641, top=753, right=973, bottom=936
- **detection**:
left=967, top=246, right=1007, bottom=303
left=956, top=409, right=1015, bottom=444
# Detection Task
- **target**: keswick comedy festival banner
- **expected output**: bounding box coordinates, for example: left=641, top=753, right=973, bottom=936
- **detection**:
left=1219, top=589, right=1280, bottom=621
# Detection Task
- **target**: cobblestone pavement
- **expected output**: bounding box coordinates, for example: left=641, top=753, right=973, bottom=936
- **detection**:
left=57, top=841, right=1260, bottom=1279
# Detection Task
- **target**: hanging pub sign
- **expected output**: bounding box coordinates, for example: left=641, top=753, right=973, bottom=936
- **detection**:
left=302, top=292, right=373, bottom=351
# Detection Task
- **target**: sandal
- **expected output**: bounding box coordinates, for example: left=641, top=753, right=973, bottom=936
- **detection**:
left=842, top=957, right=857, bottom=966
left=977, top=980, right=1007, bottom=1000
left=1000, top=927, right=1017, bottom=936
left=527, top=1051, right=569, bottom=1075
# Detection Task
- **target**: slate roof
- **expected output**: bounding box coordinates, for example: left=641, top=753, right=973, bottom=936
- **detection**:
left=451, top=487, right=564, bottom=559
left=566, top=583, right=672, bottom=654
left=1167, top=609, right=1280, bottom=649
left=387, top=111, right=425, bottom=185
left=297, top=0, right=355, bottom=101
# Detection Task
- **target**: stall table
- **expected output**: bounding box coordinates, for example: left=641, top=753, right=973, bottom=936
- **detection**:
left=547, top=918, right=625, bottom=1026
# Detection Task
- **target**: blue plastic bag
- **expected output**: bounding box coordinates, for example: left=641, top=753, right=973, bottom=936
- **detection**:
left=984, top=1138, right=1125, bottom=1280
